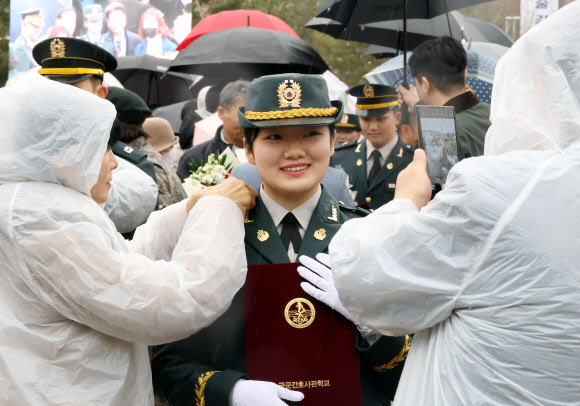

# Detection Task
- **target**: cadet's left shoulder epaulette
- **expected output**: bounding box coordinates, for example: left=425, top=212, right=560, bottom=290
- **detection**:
left=337, top=200, right=371, bottom=216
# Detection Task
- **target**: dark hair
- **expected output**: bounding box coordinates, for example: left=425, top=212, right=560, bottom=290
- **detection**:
left=108, top=117, right=121, bottom=149
left=118, top=120, right=148, bottom=143
left=243, top=124, right=335, bottom=151
left=409, top=36, right=467, bottom=93
left=181, top=99, right=197, bottom=120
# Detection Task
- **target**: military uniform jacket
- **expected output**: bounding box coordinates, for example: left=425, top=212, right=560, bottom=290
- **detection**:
left=330, top=137, right=414, bottom=210
left=152, top=187, right=409, bottom=406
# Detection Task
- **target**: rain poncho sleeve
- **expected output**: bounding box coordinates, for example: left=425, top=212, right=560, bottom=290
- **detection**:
left=104, top=156, right=158, bottom=234
left=13, top=194, right=247, bottom=345
left=329, top=166, right=490, bottom=336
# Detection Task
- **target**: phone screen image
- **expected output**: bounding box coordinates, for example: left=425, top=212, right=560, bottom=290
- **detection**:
left=415, top=106, right=459, bottom=186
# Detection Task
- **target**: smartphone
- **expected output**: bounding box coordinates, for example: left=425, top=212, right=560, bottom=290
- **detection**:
left=415, top=105, right=460, bottom=186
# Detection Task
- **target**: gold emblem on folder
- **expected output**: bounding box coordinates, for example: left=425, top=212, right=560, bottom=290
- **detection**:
left=257, top=230, right=269, bottom=242
left=285, top=298, right=315, bottom=328
left=314, top=228, right=327, bottom=240
left=327, top=206, right=338, bottom=222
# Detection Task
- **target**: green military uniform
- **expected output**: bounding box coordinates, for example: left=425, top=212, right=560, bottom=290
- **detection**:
left=330, top=84, right=415, bottom=210
left=152, top=187, right=409, bottom=406
left=331, top=137, right=414, bottom=210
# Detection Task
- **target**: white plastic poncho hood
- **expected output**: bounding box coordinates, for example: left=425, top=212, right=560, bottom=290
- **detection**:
left=329, top=3, right=580, bottom=405
left=0, top=75, right=247, bottom=404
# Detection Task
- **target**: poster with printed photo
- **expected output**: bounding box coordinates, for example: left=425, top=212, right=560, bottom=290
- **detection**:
left=9, top=0, right=192, bottom=80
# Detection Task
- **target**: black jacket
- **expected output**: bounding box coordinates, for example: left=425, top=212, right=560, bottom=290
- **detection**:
left=177, top=125, right=231, bottom=181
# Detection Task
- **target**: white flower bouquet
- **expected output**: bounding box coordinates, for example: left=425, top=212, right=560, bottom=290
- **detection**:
left=182, top=153, right=232, bottom=196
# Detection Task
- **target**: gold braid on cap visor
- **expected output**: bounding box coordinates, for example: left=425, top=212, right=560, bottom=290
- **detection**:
left=38, top=68, right=105, bottom=75
left=244, top=107, right=339, bottom=121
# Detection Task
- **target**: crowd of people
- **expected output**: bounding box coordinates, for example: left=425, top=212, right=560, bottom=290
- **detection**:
left=9, top=0, right=192, bottom=79
left=1, top=2, right=580, bottom=405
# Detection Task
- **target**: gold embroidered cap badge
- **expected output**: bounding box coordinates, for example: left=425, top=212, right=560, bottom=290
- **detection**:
left=50, top=39, right=66, bottom=58
left=278, top=79, right=302, bottom=108
left=364, top=85, right=375, bottom=97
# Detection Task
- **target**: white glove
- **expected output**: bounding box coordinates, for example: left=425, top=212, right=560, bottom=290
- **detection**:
left=231, top=379, right=304, bottom=406
left=298, top=253, right=355, bottom=324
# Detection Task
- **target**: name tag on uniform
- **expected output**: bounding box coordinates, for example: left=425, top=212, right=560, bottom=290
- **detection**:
left=388, top=183, right=396, bottom=189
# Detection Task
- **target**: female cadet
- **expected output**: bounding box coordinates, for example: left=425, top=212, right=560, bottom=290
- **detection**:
left=152, top=74, right=409, bottom=406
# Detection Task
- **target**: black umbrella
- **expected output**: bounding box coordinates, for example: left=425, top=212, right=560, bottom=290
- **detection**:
left=354, top=11, right=512, bottom=58
left=168, top=27, right=329, bottom=79
left=310, top=0, right=494, bottom=85
left=111, top=55, right=199, bottom=109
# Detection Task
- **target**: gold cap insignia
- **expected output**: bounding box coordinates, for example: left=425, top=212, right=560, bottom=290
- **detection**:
left=341, top=114, right=349, bottom=124
left=356, top=159, right=363, bottom=166
left=277, top=80, right=302, bottom=108
left=257, top=230, right=269, bottom=242
left=285, top=298, right=315, bottom=328
left=387, top=162, right=394, bottom=170
left=50, top=39, right=66, bottom=58
left=364, top=85, right=375, bottom=97
left=314, top=228, right=327, bottom=240
left=327, top=206, right=338, bottom=222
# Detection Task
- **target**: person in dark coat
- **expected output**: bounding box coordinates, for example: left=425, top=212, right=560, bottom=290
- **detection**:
left=101, top=2, right=141, bottom=57
left=177, top=80, right=249, bottom=181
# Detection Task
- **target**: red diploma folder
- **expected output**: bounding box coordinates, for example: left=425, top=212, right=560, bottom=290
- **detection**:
left=243, top=263, right=362, bottom=406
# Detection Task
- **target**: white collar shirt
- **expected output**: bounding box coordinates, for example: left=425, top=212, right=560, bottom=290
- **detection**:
left=366, top=136, right=399, bottom=177
left=260, top=185, right=322, bottom=262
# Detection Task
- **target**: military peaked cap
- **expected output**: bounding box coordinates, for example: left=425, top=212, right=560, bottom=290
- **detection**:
left=348, top=84, right=398, bottom=117
left=335, top=113, right=361, bottom=131
left=33, top=37, right=117, bottom=84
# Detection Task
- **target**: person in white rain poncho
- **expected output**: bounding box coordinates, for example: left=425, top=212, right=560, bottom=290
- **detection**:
left=300, top=2, right=580, bottom=405
left=0, top=74, right=256, bottom=405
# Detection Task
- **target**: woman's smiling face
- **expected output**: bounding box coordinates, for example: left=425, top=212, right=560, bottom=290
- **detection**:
left=246, top=125, right=335, bottom=206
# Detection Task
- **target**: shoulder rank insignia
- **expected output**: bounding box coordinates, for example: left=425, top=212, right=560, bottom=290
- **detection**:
left=278, top=80, right=302, bottom=108
left=355, top=143, right=362, bottom=153
left=314, top=228, right=327, bottom=241
left=123, top=146, right=134, bottom=154
left=50, top=39, right=66, bottom=58
left=257, top=230, right=269, bottom=242
left=327, top=206, right=338, bottom=222
left=396, top=148, right=403, bottom=157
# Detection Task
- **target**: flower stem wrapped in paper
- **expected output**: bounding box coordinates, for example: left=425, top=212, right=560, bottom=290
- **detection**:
left=182, top=147, right=247, bottom=196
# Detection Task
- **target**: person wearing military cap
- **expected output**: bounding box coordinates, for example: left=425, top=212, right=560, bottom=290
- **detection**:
left=335, top=112, right=362, bottom=146
left=77, top=4, right=106, bottom=46
left=152, top=73, right=408, bottom=406
left=106, top=87, right=188, bottom=210
left=331, top=83, right=414, bottom=210
left=10, top=8, right=44, bottom=78
left=33, top=36, right=159, bottom=235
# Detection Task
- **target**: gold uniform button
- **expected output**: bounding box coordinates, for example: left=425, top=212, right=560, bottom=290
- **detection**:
left=366, top=197, right=371, bottom=203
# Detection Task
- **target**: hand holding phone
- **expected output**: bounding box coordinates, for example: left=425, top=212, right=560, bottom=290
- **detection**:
left=415, top=105, right=460, bottom=187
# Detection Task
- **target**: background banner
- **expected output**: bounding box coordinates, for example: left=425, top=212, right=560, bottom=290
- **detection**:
left=9, top=0, right=192, bottom=80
